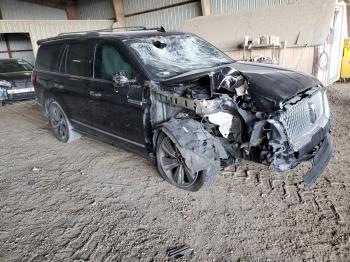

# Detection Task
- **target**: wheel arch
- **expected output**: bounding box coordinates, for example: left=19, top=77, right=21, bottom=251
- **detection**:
left=154, top=118, right=227, bottom=173
left=42, top=91, right=70, bottom=119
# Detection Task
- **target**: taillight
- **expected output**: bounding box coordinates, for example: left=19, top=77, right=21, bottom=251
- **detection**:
left=31, top=73, right=37, bottom=86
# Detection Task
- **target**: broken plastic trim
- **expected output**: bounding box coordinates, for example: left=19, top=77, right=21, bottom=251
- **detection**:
left=304, top=133, right=333, bottom=189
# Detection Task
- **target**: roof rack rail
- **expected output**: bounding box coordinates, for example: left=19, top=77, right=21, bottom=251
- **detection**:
left=58, top=30, right=101, bottom=36
left=38, top=26, right=167, bottom=45
left=110, top=26, right=147, bottom=31
left=147, top=26, right=166, bottom=32
left=57, top=26, right=166, bottom=36
left=108, top=26, right=166, bottom=32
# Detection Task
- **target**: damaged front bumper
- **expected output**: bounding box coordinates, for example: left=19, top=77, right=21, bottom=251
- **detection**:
left=256, top=117, right=332, bottom=188
left=279, top=119, right=332, bottom=189
left=304, top=133, right=333, bottom=189
left=266, top=86, right=332, bottom=188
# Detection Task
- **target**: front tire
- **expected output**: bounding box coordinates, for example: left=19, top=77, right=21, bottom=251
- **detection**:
left=48, top=100, right=80, bottom=143
left=156, top=132, right=217, bottom=192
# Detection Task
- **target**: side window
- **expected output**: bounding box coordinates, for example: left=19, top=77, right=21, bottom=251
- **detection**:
left=94, top=43, right=135, bottom=81
left=35, top=44, right=65, bottom=72
left=66, top=42, right=93, bottom=77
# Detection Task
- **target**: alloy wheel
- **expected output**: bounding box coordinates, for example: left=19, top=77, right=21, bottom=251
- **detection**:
left=49, top=103, right=68, bottom=141
left=158, top=136, right=199, bottom=187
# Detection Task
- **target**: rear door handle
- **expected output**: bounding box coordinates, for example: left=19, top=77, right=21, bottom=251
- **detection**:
left=89, top=91, right=102, bottom=98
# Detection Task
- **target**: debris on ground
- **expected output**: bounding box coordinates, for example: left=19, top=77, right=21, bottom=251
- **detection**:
left=167, top=246, right=193, bottom=259
left=32, top=167, right=41, bottom=172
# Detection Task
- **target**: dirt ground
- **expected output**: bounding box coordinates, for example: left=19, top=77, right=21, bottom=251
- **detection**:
left=0, top=83, right=350, bottom=262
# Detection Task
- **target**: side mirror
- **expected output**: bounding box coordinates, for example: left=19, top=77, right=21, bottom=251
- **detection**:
left=112, top=71, right=129, bottom=87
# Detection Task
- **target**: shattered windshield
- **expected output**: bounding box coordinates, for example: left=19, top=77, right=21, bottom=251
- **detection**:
left=125, top=34, right=233, bottom=79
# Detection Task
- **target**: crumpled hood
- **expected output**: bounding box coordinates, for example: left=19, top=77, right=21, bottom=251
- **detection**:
left=233, top=62, right=321, bottom=111
left=162, top=62, right=321, bottom=112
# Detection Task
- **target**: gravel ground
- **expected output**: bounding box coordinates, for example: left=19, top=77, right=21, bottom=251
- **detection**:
left=1, top=83, right=350, bottom=262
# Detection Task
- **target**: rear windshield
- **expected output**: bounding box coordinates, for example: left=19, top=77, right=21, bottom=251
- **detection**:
left=0, top=60, right=33, bottom=73
left=35, top=44, right=65, bottom=72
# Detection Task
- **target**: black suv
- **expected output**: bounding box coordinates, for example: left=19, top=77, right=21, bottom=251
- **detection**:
left=33, top=28, right=332, bottom=191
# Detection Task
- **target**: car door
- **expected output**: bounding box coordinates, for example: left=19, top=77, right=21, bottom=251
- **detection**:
left=56, top=41, right=95, bottom=125
left=88, top=40, right=145, bottom=145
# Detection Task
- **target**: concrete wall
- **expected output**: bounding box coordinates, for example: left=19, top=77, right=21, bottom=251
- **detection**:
left=182, top=0, right=336, bottom=50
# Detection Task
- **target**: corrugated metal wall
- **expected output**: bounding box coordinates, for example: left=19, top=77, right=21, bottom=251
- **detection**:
left=0, top=0, right=67, bottom=20
left=125, top=1, right=201, bottom=30
left=0, top=20, right=114, bottom=55
left=0, top=36, right=8, bottom=60
left=76, top=0, right=115, bottom=20
left=124, top=0, right=194, bottom=15
left=211, top=0, right=299, bottom=15
left=6, top=34, right=35, bottom=65
left=0, top=34, right=35, bottom=64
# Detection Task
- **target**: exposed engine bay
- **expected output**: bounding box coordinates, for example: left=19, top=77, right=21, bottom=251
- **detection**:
left=149, top=62, right=332, bottom=189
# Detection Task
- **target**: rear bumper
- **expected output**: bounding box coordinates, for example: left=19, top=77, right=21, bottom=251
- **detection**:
left=6, top=87, right=35, bottom=101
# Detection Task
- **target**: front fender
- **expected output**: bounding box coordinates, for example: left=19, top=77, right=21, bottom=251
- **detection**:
left=154, top=118, right=227, bottom=173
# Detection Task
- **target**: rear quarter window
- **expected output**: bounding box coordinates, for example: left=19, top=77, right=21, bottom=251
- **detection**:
left=35, top=44, right=65, bottom=72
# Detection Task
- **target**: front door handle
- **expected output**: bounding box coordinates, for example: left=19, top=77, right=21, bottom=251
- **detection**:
left=89, top=91, right=102, bottom=98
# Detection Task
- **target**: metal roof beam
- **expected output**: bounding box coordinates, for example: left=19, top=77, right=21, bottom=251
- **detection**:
left=112, top=0, right=125, bottom=26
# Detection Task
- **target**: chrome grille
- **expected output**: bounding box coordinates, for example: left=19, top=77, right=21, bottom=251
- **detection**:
left=279, top=89, right=327, bottom=151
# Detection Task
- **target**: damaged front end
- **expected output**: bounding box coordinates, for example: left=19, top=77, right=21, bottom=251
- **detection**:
left=249, top=86, right=332, bottom=188
left=149, top=64, right=332, bottom=189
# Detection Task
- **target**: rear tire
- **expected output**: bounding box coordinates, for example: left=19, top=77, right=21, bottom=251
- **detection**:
left=47, top=99, right=81, bottom=143
left=156, top=132, right=218, bottom=192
